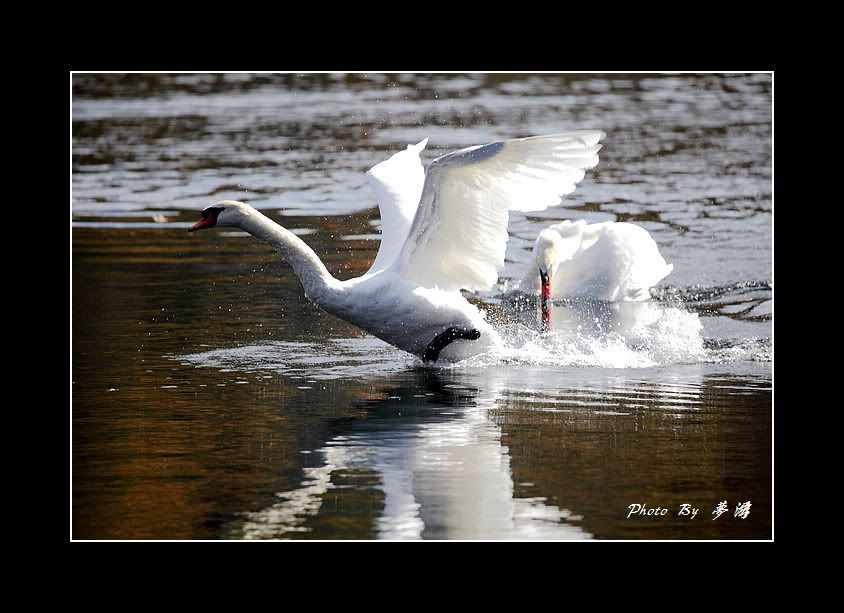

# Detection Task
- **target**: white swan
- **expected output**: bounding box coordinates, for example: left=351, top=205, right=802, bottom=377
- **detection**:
left=190, top=131, right=605, bottom=362
left=518, top=219, right=673, bottom=329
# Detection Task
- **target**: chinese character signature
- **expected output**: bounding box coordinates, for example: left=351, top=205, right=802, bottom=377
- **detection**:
left=734, top=501, right=752, bottom=519
left=712, top=500, right=751, bottom=520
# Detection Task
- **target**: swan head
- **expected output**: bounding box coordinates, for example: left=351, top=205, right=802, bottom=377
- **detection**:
left=534, top=228, right=562, bottom=289
left=189, top=200, right=254, bottom=232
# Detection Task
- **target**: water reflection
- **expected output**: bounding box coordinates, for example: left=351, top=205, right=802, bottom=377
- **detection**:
left=211, top=360, right=771, bottom=540
left=236, top=370, right=590, bottom=540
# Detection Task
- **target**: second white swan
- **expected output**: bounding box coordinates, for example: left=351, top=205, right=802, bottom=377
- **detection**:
left=520, top=219, right=674, bottom=302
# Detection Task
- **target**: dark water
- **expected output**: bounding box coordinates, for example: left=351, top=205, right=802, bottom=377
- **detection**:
left=72, top=73, right=772, bottom=540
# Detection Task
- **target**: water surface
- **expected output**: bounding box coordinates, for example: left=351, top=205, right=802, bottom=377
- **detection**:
left=72, top=73, right=772, bottom=539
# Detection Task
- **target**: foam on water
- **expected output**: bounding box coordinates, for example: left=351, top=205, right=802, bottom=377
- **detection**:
left=457, top=305, right=705, bottom=370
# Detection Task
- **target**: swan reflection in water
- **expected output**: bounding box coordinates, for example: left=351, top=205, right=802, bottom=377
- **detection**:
left=236, top=368, right=590, bottom=540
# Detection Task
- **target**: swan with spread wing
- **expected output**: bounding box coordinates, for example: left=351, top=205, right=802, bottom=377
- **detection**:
left=189, top=131, right=605, bottom=362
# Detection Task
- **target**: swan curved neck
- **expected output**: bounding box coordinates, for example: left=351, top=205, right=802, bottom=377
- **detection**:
left=238, top=210, right=338, bottom=301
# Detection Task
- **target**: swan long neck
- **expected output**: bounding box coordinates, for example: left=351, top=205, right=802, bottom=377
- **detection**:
left=238, top=209, right=338, bottom=302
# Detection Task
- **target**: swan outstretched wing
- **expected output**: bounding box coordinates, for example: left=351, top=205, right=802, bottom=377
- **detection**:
left=391, top=130, right=606, bottom=292
left=365, top=138, right=428, bottom=274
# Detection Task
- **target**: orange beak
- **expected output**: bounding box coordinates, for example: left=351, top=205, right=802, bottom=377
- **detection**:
left=189, top=208, right=221, bottom=232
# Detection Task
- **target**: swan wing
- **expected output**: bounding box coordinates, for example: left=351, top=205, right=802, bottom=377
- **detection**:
left=392, top=130, right=606, bottom=292
left=365, top=138, right=429, bottom=274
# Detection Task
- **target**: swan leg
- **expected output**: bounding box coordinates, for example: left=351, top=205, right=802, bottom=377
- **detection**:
left=422, top=327, right=481, bottom=363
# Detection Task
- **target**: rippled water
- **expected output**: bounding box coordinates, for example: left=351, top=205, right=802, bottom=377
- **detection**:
left=72, top=73, right=772, bottom=540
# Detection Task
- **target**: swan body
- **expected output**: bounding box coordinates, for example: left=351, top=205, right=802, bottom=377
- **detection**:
left=314, top=269, right=501, bottom=361
left=190, top=131, right=606, bottom=361
left=521, top=219, right=673, bottom=302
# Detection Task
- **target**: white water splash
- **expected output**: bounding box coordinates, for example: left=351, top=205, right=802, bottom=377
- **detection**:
left=174, top=302, right=754, bottom=379
left=457, top=304, right=706, bottom=370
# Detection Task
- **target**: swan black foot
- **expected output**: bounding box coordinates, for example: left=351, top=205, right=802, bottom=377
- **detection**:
left=422, top=327, right=481, bottom=364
